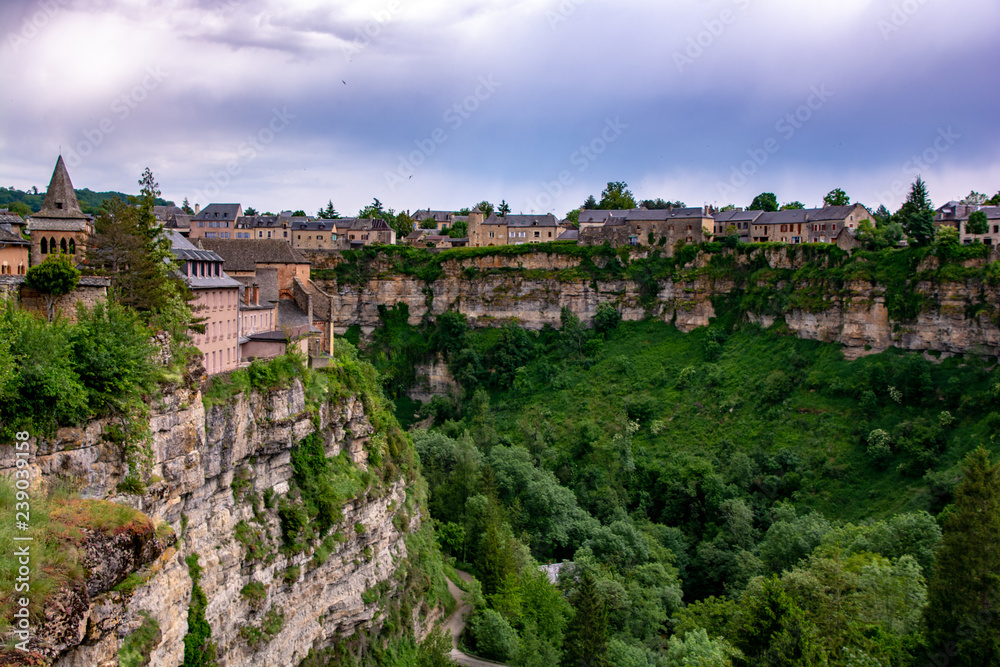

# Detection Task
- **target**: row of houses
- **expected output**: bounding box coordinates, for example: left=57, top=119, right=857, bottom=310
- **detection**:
left=169, top=204, right=396, bottom=249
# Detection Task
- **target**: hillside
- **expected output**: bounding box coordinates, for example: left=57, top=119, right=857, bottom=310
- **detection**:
left=0, top=186, right=171, bottom=216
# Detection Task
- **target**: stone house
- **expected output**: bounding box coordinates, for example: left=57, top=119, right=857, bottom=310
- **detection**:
left=195, top=238, right=310, bottom=301
left=0, top=210, right=30, bottom=276
left=805, top=204, right=872, bottom=243
left=412, top=209, right=464, bottom=233
left=579, top=208, right=714, bottom=249
left=746, top=205, right=873, bottom=244
left=291, top=220, right=342, bottom=250
left=712, top=209, right=761, bottom=241
left=166, top=230, right=241, bottom=376
left=27, top=156, right=93, bottom=266
left=468, top=211, right=559, bottom=246
left=344, top=218, right=395, bottom=247
left=188, top=203, right=243, bottom=239
left=935, top=203, right=1000, bottom=246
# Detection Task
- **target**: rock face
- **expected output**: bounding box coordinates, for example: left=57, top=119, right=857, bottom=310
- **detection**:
left=4, top=379, right=416, bottom=666
left=317, top=249, right=1000, bottom=359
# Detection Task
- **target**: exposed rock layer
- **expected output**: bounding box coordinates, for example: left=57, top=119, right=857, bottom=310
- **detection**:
left=317, top=248, right=1000, bottom=359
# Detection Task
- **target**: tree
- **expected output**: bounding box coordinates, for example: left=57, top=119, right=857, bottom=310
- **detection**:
left=966, top=210, right=989, bottom=236
left=823, top=188, right=850, bottom=207
left=24, top=254, right=80, bottom=321
left=565, top=209, right=580, bottom=223
left=935, top=225, right=959, bottom=246
left=896, top=177, right=935, bottom=246
left=317, top=201, right=339, bottom=219
left=582, top=195, right=598, bottom=210
left=474, top=201, right=495, bottom=218
left=598, top=182, right=636, bottom=210
left=960, top=191, right=988, bottom=205
left=562, top=570, right=610, bottom=667
left=989, top=191, right=1000, bottom=206
left=393, top=211, right=414, bottom=241
left=733, top=577, right=824, bottom=666
left=419, top=217, right=438, bottom=230
left=448, top=220, right=468, bottom=238
left=291, top=209, right=306, bottom=217
left=497, top=200, right=511, bottom=217
left=641, top=198, right=685, bottom=209
left=7, top=201, right=31, bottom=217
left=750, top=192, right=778, bottom=212
left=593, top=303, right=621, bottom=336
left=244, top=207, right=258, bottom=216
left=872, top=204, right=891, bottom=224
left=780, top=201, right=804, bottom=210
left=924, top=447, right=1000, bottom=663
left=181, top=197, right=194, bottom=215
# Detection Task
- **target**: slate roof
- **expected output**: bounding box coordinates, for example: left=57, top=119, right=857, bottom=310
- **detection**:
left=625, top=207, right=708, bottom=220
left=29, top=156, right=92, bottom=232
left=289, top=220, right=341, bottom=232
left=577, top=210, right=628, bottom=224
left=0, top=226, right=30, bottom=245
left=36, top=156, right=85, bottom=219
left=0, top=211, right=26, bottom=226
left=936, top=203, right=1000, bottom=221
left=244, top=214, right=314, bottom=228
left=714, top=209, right=764, bottom=223
left=753, top=206, right=869, bottom=226
left=557, top=229, right=579, bottom=240
left=196, top=239, right=311, bottom=272
left=193, top=203, right=242, bottom=221
left=165, top=230, right=242, bottom=289
left=154, top=205, right=185, bottom=220
left=487, top=213, right=558, bottom=227
left=413, top=209, right=456, bottom=222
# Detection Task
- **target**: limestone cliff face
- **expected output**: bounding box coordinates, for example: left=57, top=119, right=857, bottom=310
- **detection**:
left=317, top=248, right=1000, bottom=359
left=5, top=378, right=416, bottom=666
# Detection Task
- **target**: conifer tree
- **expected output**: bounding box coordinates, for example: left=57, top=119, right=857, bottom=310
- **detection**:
left=924, top=446, right=1000, bottom=664
left=896, top=177, right=936, bottom=246
left=561, top=570, right=610, bottom=667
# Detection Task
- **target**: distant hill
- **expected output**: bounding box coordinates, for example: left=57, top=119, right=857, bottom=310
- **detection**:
left=0, top=186, right=171, bottom=217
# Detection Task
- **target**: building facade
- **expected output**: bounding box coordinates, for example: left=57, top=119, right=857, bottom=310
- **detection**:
left=188, top=203, right=244, bottom=239
left=27, top=156, right=93, bottom=266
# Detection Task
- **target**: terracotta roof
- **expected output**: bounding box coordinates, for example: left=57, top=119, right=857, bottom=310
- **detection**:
left=196, top=238, right=311, bottom=272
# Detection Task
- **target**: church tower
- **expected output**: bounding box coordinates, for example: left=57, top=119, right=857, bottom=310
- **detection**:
left=27, top=156, right=93, bottom=266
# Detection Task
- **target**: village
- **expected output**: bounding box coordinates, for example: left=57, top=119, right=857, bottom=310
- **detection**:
left=2, top=156, right=999, bottom=380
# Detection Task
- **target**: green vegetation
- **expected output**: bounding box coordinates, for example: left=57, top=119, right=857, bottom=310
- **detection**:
left=118, top=610, right=161, bottom=667
left=0, top=184, right=170, bottom=217
left=182, top=553, right=217, bottom=667
left=240, top=606, right=285, bottom=648
left=24, top=254, right=79, bottom=322
left=0, top=476, right=154, bottom=634
left=364, top=290, right=1000, bottom=665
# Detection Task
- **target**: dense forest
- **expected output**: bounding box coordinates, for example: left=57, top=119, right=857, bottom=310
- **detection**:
left=0, top=185, right=170, bottom=217
left=345, top=288, right=1000, bottom=666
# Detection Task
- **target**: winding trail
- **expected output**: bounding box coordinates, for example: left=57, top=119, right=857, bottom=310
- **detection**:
left=443, top=570, right=506, bottom=667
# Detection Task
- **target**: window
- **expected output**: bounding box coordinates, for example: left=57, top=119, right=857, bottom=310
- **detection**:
left=60, top=238, right=68, bottom=253
left=55, top=202, right=63, bottom=210
left=781, top=224, right=787, bottom=233
left=534, top=231, right=540, bottom=238
left=199, top=221, right=204, bottom=228
left=40, top=237, right=47, bottom=254
left=69, top=239, right=76, bottom=254
left=17, top=263, right=24, bottom=275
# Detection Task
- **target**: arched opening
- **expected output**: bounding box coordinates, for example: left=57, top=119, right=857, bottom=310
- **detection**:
left=50, top=237, right=57, bottom=254
left=40, top=237, right=48, bottom=254
left=68, top=239, right=76, bottom=254
left=60, top=238, right=68, bottom=254
left=17, top=263, right=25, bottom=275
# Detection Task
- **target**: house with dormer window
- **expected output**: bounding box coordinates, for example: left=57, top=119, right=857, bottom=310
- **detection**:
left=188, top=203, right=243, bottom=239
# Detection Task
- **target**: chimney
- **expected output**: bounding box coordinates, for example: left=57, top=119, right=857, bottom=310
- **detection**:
left=194, top=203, right=201, bottom=214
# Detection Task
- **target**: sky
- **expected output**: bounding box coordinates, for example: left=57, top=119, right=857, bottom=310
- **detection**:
left=1, top=0, right=999, bottom=218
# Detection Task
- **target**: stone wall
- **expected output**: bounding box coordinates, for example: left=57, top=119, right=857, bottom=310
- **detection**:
left=16, top=276, right=111, bottom=321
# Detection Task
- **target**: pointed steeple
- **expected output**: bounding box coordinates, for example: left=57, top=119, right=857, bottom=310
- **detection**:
left=38, top=155, right=84, bottom=219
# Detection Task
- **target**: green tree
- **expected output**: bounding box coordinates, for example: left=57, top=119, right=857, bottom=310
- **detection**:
left=582, top=195, right=598, bottom=210
left=317, top=200, right=340, bottom=219
left=895, top=177, right=935, bottom=246
left=935, top=225, right=959, bottom=246
left=822, top=188, right=850, bottom=206
left=966, top=210, right=989, bottom=236
left=988, top=191, right=1000, bottom=206
left=562, top=570, right=610, bottom=667
left=291, top=209, right=306, bottom=217
left=960, top=191, right=988, bottom=205
left=924, top=446, right=1000, bottom=664
left=24, top=254, right=80, bottom=321
left=593, top=303, right=621, bottom=335
left=780, top=201, right=804, bottom=210
left=641, top=198, right=685, bottom=209
left=6, top=201, right=31, bottom=217
left=181, top=197, right=194, bottom=215
left=565, top=209, right=580, bottom=223
left=419, top=217, right=438, bottom=230
left=474, top=201, right=495, bottom=218
left=750, top=192, right=778, bottom=212
left=497, top=200, right=511, bottom=217
left=598, top=182, right=636, bottom=210
left=244, top=207, right=258, bottom=216
left=733, top=577, right=825, bottom=666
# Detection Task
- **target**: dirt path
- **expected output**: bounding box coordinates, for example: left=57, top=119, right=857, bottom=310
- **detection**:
left=443, top=570, right=506, bottom=667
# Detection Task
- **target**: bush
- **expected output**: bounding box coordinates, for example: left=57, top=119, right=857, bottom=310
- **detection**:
left=118, top=610, right=161, bottom=667
left=469, top=608, right=520, bottom=662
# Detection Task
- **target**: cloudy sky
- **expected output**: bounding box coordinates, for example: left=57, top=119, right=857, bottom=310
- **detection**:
left=1, top=0, right=998, bottom=217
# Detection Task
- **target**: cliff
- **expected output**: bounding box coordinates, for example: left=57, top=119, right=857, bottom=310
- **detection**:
left=313, top=245, right=1000, bottom=359
left=2, top=368, right=424, bottom=666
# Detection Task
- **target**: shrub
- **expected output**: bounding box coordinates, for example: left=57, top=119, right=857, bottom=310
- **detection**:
left=470, top=608, right=520, bottom=662
left=118, top=610, right=161, bottom=667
